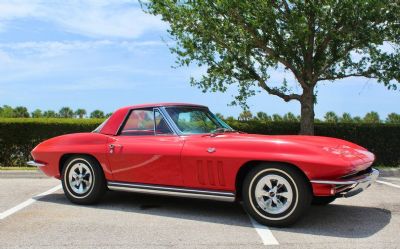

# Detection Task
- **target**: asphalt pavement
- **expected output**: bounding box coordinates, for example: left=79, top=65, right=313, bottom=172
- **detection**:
left=0, top=170, right=399, bottom=249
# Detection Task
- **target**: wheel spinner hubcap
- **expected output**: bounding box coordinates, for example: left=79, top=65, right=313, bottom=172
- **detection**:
left=68, top=162, right=92, bottom=195
left=254, top=174, right=293, bottom=215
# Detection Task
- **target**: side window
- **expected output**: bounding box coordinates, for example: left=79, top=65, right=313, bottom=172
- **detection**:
left=120, top=109, right=154, bottom=136
left=154, top=109, right=173, bottom=135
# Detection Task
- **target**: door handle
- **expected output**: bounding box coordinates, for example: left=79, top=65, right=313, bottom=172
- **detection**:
left=109, top=144, right=122, bottom=153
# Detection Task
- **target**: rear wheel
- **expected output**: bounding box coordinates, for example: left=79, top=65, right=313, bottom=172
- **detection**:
left=312, top=196, right=336, bottom=205
left=242, top=164, right=312, bottom=227
left=61, top=155, right=106, bottom=204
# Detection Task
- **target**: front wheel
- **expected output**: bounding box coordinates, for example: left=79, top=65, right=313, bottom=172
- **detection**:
left=242, top=164, right=312, bottom=227
left=61, top=155, right=106, bottom=205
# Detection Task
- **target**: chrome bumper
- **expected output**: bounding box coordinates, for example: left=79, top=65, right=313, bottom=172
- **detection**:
left=311, top=168, right=379, bottom=198
left=27, top=161, right=46, bottom=167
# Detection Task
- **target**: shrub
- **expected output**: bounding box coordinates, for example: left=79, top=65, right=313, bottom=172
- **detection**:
left=0, top=118, right=399, bottom=167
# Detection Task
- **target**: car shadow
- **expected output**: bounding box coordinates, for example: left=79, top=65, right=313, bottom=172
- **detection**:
left=274, top=203, right=392, bottom=238
left=37, top=191, right=391, bottom=238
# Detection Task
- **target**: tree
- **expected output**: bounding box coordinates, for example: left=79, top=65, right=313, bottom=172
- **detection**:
left=75, top=109, right=87, bottom=119
left=215, top=113, right=225, bottom=119
left=43, top=110, right=57, bottom=118
left=363, top=111, right=380, bottom=123
left=238, top=110, right=253, bottom=121
left=272, top=114, right=283, bottom=122
left=59, top=107, right=74, bottom=118
left=143, top=0, right=400, bottom=135
left=105, top=112, right=113, bottom=118
left=255, top=111, right=272, bottom=121
left=353, top=116, right=362, bottom=123
left=31, top=109, right=43, bottom=118
left=283, top=112, right=298, bottom=122
left=90, top=110, right=105, bottom=119
left=340, top=112, right=353, bottom=123
left=386, top=113, right=400, bottom=124
left=225, top=116, right=235, bottom=121
left=324, top=111, right=338, bottom=123
left=13, top=106, right=29, bottom=118
left=0, top=105, right=14, bottom=118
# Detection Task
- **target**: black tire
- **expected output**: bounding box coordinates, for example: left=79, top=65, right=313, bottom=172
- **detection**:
left=61, top=155, right=106, bottom=205
left=312, top=196, right=336, bottom=205
left=242, top=163, right=312, bottom=227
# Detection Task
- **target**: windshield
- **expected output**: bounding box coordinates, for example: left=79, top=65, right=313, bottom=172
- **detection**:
left=165, top=106, right=234, bottom=134
left=92, top=117, right=110, bottom=133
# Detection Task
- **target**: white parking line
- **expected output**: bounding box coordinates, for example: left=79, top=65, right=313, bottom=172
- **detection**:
left=377, top=180, right=400, bottom=189
left=0, top=185, right=61, bottom=220
left=248, top=216, right=279, bottom=245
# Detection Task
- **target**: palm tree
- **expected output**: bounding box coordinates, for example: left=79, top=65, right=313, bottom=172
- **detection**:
left=238, top=110, right=253, bottom=121
left=386, top=113, right=400, bottom=124
left=75, top=109, right=87, bottom=118
left=255, top=112, right=271, bottom=121
left=13, top=106, right=30, bottom=118
left=272, top=114, right=283, bottom=122
left=59, top=107, right=74, bottom=118
left=90, top=110, right=105, bottom=118
left=340, top=112, right=353, bottom=123
left=364, top=111, right=380, bottom=123
left=324, top=111, right=339, bottom=123
left=283, top=112, right=298, bottom=122
left=43, top=110, right=58, bottom=118
left=31, top=109, right=43, bottom=118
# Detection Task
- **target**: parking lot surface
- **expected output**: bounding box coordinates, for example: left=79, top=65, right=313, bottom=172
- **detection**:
left=0, top=171, right=399, bottom=249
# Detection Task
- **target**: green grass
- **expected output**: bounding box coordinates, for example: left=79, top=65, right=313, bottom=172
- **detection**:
left=0, top=166, right=38, bottom=170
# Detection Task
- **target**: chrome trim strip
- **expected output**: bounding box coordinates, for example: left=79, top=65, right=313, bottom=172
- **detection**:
left=27, top=161, right=45, bottom=167
left=107, top=181, right=235, bottom=202
left=311, top=168, right=379, bottom=185
left=159, top=107, right=183, bottom=135
left=310, top=179, right=357, bottom=185
left=154, top=107, right=178, bottom=136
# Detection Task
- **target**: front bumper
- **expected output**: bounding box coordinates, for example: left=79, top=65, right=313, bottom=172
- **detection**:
left=311, top=168, right=379, bottom=197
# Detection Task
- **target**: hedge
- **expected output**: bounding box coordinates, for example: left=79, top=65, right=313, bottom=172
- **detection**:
left=0, top=118, right=103, bottom=166
left=0, top=118, right=399, bottom=167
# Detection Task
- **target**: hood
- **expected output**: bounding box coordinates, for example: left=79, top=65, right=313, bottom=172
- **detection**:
left=202, top=133, right=375, bottom=164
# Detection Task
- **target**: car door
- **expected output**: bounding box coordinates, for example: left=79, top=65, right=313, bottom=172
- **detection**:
left=107, top=108, right=185, bottom=186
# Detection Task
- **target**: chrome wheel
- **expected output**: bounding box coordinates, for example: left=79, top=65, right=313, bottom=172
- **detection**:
left=254, top=174, right=293, bottom=215
left=68, top=162, right=93, bottom=195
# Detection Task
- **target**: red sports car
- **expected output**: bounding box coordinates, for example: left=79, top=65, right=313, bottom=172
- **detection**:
left=28, top=103, right=378, bottom=227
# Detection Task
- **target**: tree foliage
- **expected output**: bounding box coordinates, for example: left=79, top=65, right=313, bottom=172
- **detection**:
left=58, top=107, right=74, bottom=118
left=386, top=113, right=400, bottom=124
left=363, top=111, right=380, bottom=123
left=143, top=0, right=400, bottom=134
left=31, top=109, right=43, bottom=118
left=90, top=110, right=105, bottom=119
left=75, top=109, right=87, bottom=119
left=324, top=111, right=339, bottom=123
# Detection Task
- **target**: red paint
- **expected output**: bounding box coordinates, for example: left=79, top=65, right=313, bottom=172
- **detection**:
left=31, top=103, right=375, bottom=197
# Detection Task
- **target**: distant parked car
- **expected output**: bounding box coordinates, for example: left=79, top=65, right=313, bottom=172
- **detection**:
left=28, top=103, right=378, bottom=227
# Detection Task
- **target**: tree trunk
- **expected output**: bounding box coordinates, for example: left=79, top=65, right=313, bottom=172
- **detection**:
left=299, top=87, right=315, bottom=135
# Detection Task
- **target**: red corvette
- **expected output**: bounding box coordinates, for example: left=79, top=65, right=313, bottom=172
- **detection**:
left=28, top=103, right=378, bottom=226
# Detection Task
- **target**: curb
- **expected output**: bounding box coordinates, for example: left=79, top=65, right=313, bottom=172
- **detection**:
left=0, top=170, right=48, bottom=179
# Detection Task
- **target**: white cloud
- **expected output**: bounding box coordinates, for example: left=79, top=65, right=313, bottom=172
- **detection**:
left=0, top=39, right=166, bottom=58
left=0, top=0, right=166, bottom=38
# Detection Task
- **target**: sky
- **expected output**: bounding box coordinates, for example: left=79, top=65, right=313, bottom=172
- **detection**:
left=0, top=0, right=398, bottom=119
